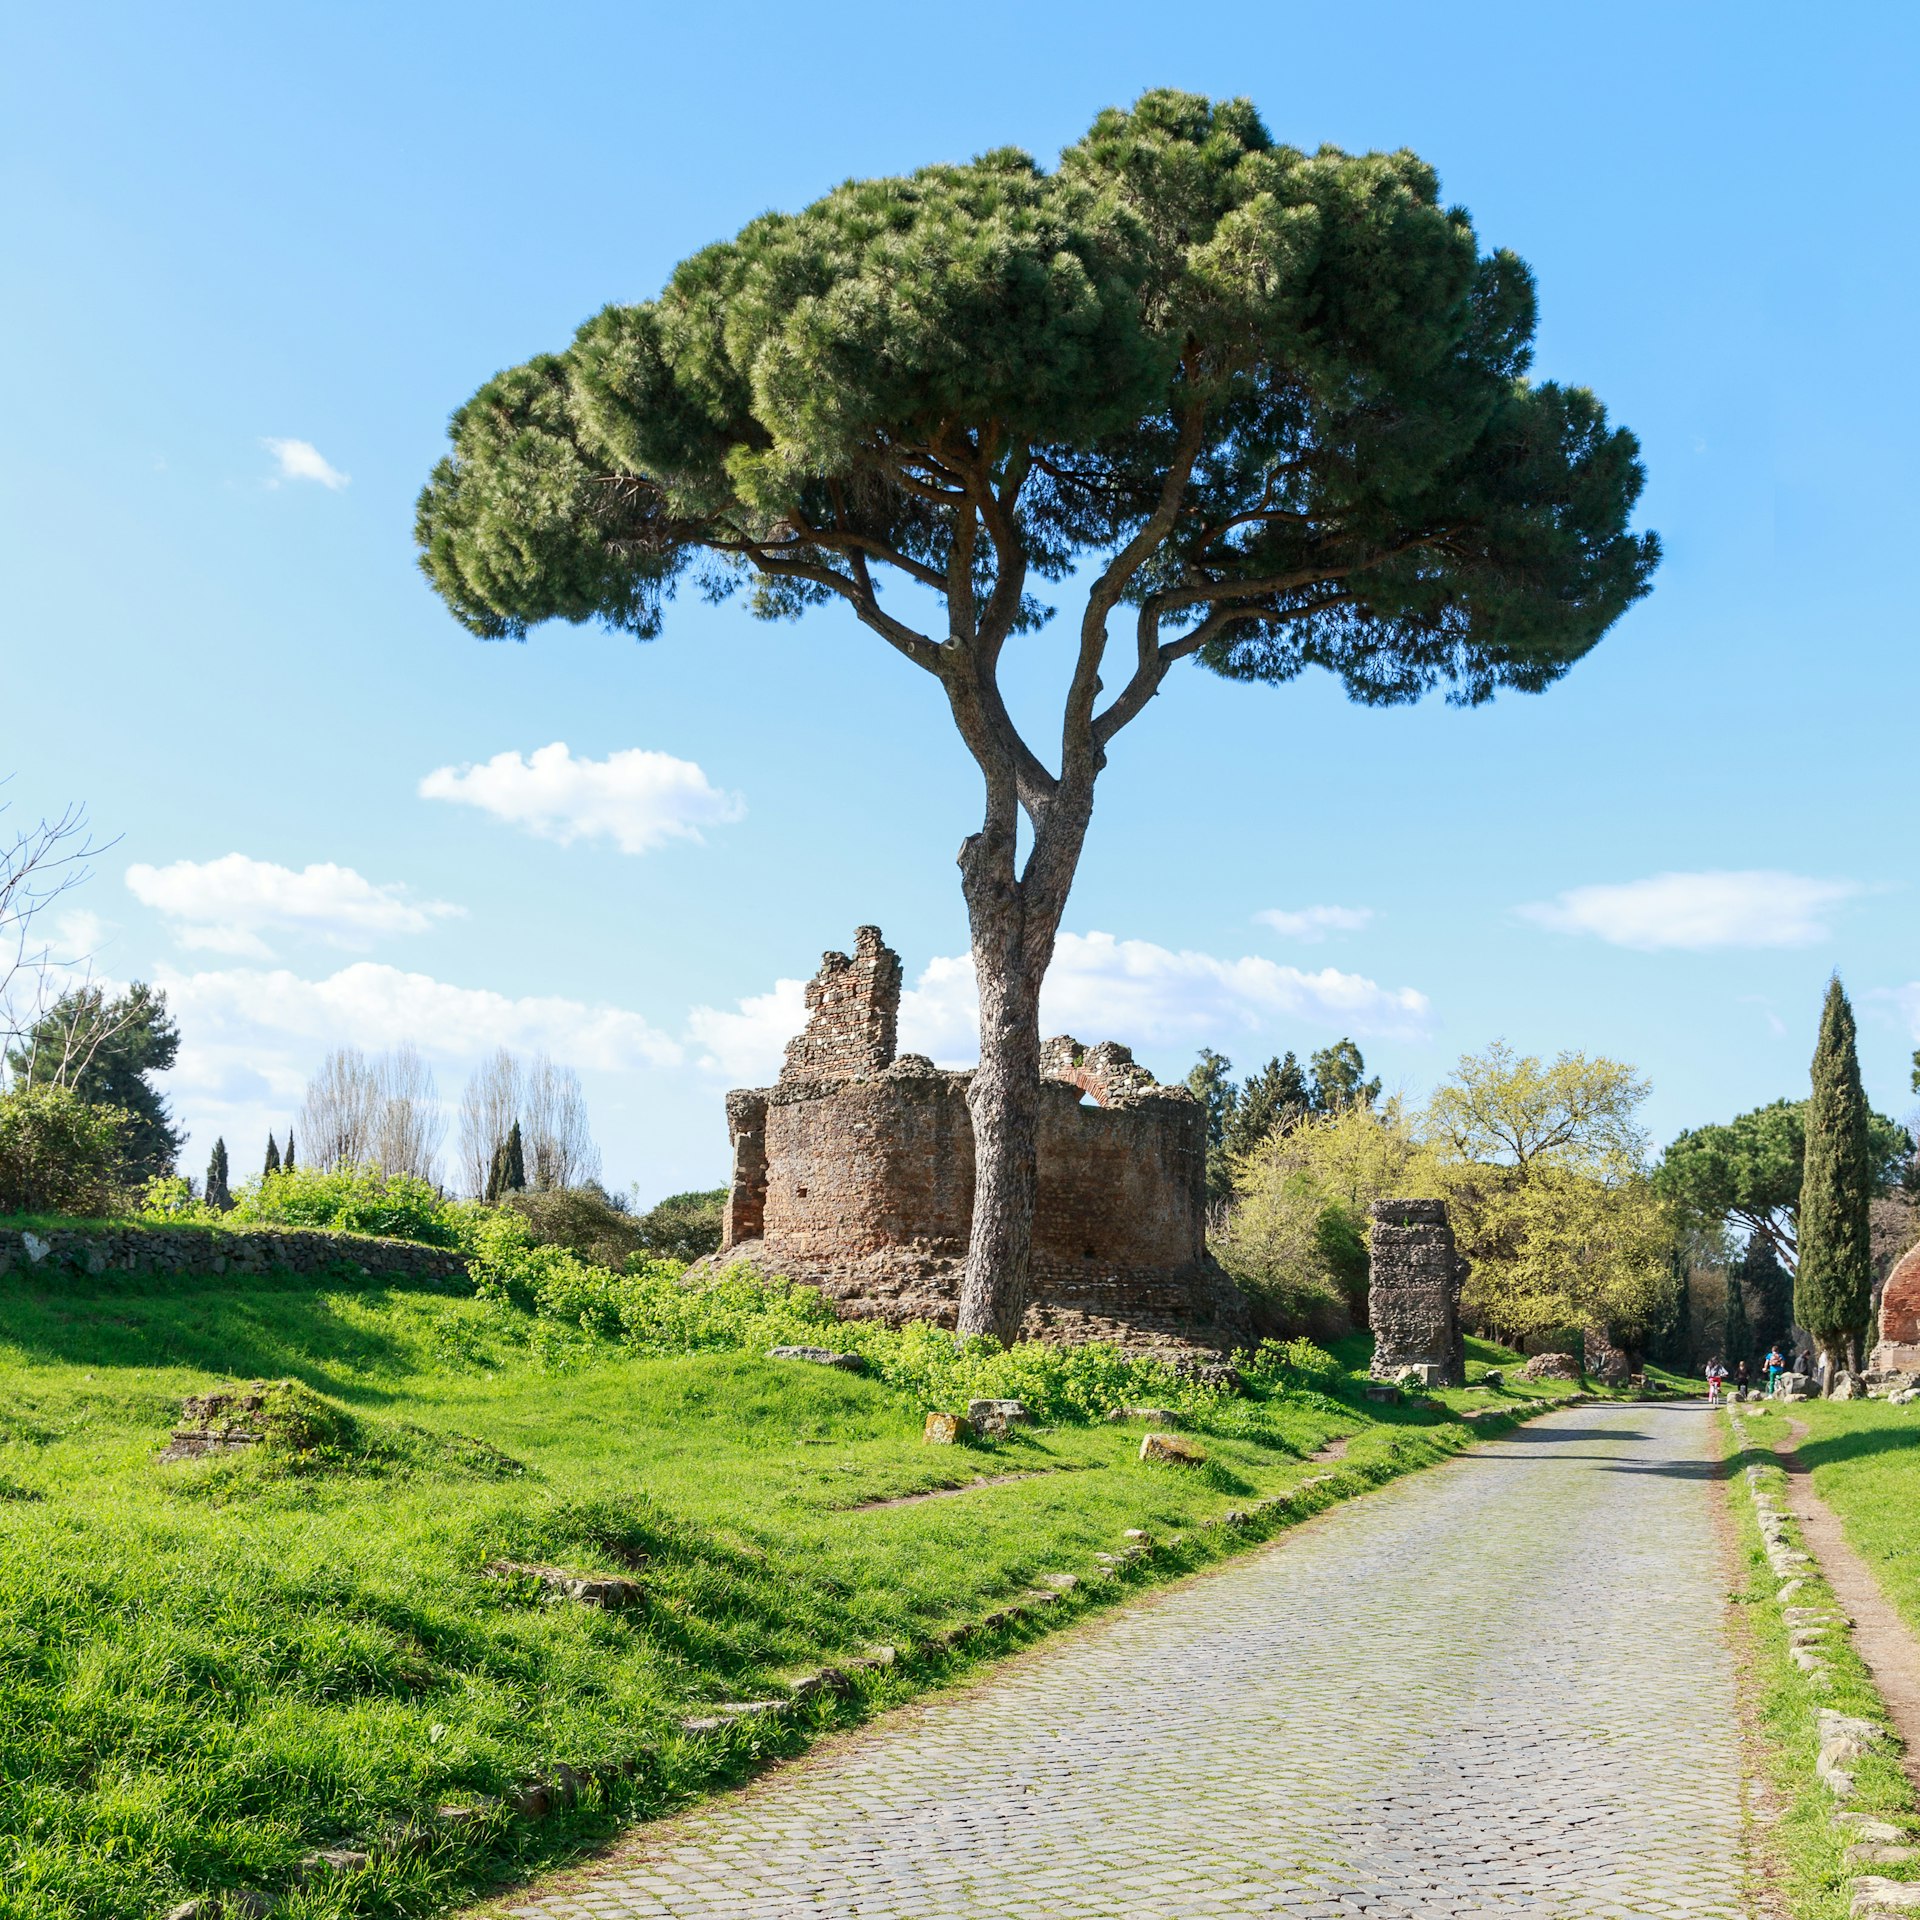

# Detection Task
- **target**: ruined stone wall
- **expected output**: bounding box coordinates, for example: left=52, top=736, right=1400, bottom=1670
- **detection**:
left=722, top=1088, right=770, bottom=1247
left=1367, top=1198, right=1465, bottom=1385
left=779, top=925, right=901, bottom=1086
left=0, top=1225, right=466, bottom=1285
left=717, top=929, right=1240, bottom=1355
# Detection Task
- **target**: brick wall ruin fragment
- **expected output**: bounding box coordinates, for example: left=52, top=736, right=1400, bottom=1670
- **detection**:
left=1367, top=1198, right=1466, bottom=1386
left=717, top=928, right=1248, bottom=1358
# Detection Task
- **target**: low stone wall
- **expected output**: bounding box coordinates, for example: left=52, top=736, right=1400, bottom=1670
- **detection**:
left=0, top=1224, right=467, bottom=1285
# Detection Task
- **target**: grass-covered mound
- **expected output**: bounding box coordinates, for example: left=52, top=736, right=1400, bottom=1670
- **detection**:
left=0, top=1252, right=1580, bottom=1920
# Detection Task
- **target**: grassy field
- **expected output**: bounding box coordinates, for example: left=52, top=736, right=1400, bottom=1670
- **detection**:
left=0, top=1253, right=1589, bottom=1920
left=1733, top=1395, right=1920, bottom=1640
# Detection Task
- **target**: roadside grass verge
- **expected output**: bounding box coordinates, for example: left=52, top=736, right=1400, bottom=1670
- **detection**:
left=0, top=1263, right=1580, bottom=1920
left=1736, top=1396, right=1920, bottom=1644
left=1720, top=1408, right=1919, bottom=1920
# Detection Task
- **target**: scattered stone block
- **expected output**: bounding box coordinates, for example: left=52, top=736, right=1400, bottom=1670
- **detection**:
left=1038, top=1572, right=1078, bottom=1590
left=1852, top=1848, right=1920, bottom=1867
left=297, top=1848, right=371, bottom=1883
left=1139, top=1432, right=1205, bottom=1466
left=923, top=1411, right=969, bottom=1445
left=1841, top=1815, right=1911, bottom=1835
left=1107, top=1406, right=1180, bottom=1426
left=1364, top=1382, right=1400, bottom=1404
left=1519, top=1351, right=1583, bottom=1382
left=1850, top=1876, right=1920, bottom=1911
left=966, top=1398, right=1031, bottom=1435
left=767, top=1346, right=866, bottom=1373
left=1478, top=1369, right=1504, bottom=1390
left=1821, top=1711, right=1885, bottom=1749
left=484, top=1560, right=645, bottom=1609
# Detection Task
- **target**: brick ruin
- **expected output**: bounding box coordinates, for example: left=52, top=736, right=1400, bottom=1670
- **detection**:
left=1367, top=1198, right=1466, bottom=1386
left=718, top=926, right=1249, bottom=1356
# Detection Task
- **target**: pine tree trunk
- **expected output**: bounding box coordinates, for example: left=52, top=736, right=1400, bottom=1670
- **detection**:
left=953, top=788, right=1091, bottom=1346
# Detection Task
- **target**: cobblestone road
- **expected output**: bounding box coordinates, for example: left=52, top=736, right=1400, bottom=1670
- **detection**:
left=498, top=1403, right=1746, bottom=1919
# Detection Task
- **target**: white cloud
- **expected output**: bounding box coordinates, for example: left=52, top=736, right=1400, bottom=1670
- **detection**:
left=1254, top=904, right=1374, bottom=942
left=52, top=910, right=112, bottom=960
left=1517, top=870, right=1860, bottom=951
left=1887, top=983, right=1920, bottom=1040
left=686, top=977, right=809, bottom=1081
left=688, top=931, right=1432, bottom=1085
left=126, top=854, right=462, bottom=958
left=159, top=961, right=682, bottom=1103
left=420, top=742, right=745, bottom=856
left=261, top=437, right=349, bottom=490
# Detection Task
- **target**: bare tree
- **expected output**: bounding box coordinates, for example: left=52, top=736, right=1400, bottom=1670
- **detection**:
left=297, top=1046, right=380, bottom=1172
left=0, top=787, right=119, bottom=1090
left=373, top=1044, right=445, bottom=1183
left=459, top=1048, right=521, bottom=1198
left=522, top=1052, right=600, bottom=1190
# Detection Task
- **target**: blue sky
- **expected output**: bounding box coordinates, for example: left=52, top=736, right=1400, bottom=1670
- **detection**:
left=5, top=0, right=1917, bottom=1200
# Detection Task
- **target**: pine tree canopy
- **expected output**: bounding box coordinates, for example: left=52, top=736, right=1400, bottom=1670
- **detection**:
left=417, top=90, right=1655, bottom=709
left=6, top=982, right=184, bottom=1183
left=1797, top=977, right=1875, bottom=1354
left=1658, top=1093, right=1910, bottom=1270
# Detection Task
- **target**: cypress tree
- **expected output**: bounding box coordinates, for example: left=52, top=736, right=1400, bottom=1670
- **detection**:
left=264, top=1133, right=281, bottom=1178
left=206, top=1137, right=232, bottom=1212
left=503, top=1121, right=527, bottom=1193
left=485, top=1141, right=506, bottom=1205
left=284, top=1128, right=296, bottom=1171
left=1797, top=976, right=1874, bottom=1376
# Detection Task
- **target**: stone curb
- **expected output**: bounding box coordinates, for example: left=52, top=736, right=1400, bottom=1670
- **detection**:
left=1725, top=1409, right=1919, bottom=1913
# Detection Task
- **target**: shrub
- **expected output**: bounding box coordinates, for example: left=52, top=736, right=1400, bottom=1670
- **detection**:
left=224, top=1165, right=463, bottom=1246
left=631, top=1187, right=727, bottom=1262
left=0, top=1085, right=131, bottom=1216
left=502, top=1184, right=649, bottom=1268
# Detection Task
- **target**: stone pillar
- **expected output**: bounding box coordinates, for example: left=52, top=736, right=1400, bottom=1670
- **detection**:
left=1367, top=1198, right=1465, bottom=1386
left=722, top=1088, right=770, bottom=1247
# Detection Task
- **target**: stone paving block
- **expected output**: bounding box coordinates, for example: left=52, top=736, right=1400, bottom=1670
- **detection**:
left=485, top=1405, right=1745, bottom=1920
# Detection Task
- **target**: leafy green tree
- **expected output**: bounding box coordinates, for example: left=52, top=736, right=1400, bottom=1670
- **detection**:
left=1733, top=1231, right=1793, bottom=1361
left=1183, top=1048, right=1237, bottom=1202
left=632, top=1187, right=728, bottom=1263
left=1721, top=1261, right=1753, bottom=1370
left=1798, top=977, right=1874, bottom=1374
left=1308, top=1039, right=1380, bottom=1114
left=0, top=1085, right=130, bottom=1215
left=486, top=1120, right=529, bottom=1206
left=6, top=982, right=182, bottom=1182
left=1657, top=1097, right=1910, bottom=1269
left=415, top=90, right=1656, bottom=1339
left=1223, top=1054, right=1313, bottom=1163
left=205, top=1136, right=232, bottom=1213
left=264, top=1134, right=281, bottom=1179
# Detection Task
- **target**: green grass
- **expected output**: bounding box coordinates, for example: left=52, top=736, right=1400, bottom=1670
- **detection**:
left=1718, top=1407, right=1919, bottom=1919
left=0, top=1264, right=1583, bottom=1920
left=1731, top=1396, right=1920, bottom=1644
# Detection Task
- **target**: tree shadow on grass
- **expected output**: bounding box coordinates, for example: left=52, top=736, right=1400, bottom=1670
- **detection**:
left=0, top=1274, right=420, bottom=1402
left=1791, top=1425, right=1920, bottom=1473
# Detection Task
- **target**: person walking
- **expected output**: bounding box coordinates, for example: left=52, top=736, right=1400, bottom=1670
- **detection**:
left=1705, top=1359, right=1724, bottom=1405
left=1764, top=1344, right=1786, bottom=1396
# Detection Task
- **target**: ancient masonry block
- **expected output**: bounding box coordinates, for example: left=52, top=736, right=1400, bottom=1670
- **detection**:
left=1367, top=1198, right=1466, bottom=1387
left=715, top=926, right=1249, bottom=1358
left=1869, top=1243, right=1920, bottom=1379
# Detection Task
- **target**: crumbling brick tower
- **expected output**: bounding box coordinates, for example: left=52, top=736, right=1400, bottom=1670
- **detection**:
left=717, top=927, right=1249, bottom=1358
